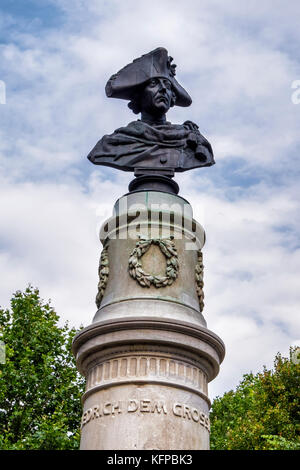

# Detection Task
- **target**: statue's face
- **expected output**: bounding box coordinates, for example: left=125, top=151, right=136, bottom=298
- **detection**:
left=140, top=77, right=175, bottom=116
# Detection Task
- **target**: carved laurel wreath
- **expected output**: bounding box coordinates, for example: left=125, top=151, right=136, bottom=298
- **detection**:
left=195, top=250, right=204, bottom=312
left=128, top=237, right=179, bottom=288
left=95, top=245, right=109, bottom=309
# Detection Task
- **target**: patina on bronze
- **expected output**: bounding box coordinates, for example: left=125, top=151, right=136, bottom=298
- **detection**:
left=88, top=47, right=214, bottom=194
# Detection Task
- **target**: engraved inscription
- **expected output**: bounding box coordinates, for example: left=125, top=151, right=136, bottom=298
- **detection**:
left=173, top=402, right=210, bottom=431
left=81, top=399, right=210, bottom=432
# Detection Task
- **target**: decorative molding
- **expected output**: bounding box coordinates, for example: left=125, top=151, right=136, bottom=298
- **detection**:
left=195, top=250, right=204, bottom=312
left=128, top=236, right=179, bottom=288
left=73, top=317, right=225, bottom=384
left=73, top=317, right=226, bottom=373
left=96, top=245, right=109, bottom=309
left=87, top=356, right=207, bottom=392
left=84, top=354, right=209, bottom=404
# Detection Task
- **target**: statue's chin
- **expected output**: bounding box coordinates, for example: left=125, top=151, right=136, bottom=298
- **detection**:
left=155, top=101, right=170, bottom=112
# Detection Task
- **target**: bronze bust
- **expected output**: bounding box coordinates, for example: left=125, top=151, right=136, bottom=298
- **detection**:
left=88, top=47, right=214, bottom=194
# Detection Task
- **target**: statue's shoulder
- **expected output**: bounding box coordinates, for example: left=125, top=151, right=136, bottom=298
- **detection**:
left=114, top=120, right=145, bottom=135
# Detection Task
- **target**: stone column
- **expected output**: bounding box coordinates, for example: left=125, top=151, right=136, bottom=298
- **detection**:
left=72, top=191, right=225, bottom=450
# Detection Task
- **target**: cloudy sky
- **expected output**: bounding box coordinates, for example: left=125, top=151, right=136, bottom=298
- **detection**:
left=0, top=0, right=299, bottom=399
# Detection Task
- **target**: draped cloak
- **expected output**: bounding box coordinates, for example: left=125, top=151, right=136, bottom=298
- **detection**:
left=87, top=120, right=215, bottom=172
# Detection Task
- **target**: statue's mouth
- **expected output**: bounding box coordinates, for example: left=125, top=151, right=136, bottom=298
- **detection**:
left=156, top=96, right=168, bottom=104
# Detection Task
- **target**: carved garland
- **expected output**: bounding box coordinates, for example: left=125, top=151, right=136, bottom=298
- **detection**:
left=95, top=245, right=109, bottom=309
left=128, top=237, right=179, bottom=288
left=195, top=250, right=204, bottom=312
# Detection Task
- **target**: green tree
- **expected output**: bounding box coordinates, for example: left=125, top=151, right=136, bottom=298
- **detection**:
left=210, top=347, right=300, bottom=450
left=0, top=286, right=85, bottom=450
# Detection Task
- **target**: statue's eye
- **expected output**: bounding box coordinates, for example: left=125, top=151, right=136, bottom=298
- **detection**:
left=149, top=79, right=157, bottom=87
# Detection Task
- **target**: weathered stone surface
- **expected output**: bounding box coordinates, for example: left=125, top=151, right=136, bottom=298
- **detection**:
left=72, top=191, right=225, bottom=450
left=80, top=385, right=210, bottom=450
left=95, top=192, right=206, bottom=325
left=73, top=317, right=224, bottom=450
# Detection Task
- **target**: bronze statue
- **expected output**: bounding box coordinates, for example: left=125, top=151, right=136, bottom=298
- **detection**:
left=88, top=48, right=214, bottom=194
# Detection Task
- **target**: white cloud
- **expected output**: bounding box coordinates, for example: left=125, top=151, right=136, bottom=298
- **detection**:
left=0, top=0, right=299, bottom=400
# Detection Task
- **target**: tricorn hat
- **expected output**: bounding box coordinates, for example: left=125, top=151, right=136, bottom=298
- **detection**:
left=105, top=47, right=192, bottom=107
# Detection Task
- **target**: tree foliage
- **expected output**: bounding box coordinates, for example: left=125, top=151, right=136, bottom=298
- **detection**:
left=0, top=286, right=85, bottom=450
left=1, top=286, right=299, bottom=451
left=210, top=347, right=300, bottom=450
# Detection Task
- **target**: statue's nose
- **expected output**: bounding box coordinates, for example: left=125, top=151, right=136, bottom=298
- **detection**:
left=158, top=80, right=167, bottom=91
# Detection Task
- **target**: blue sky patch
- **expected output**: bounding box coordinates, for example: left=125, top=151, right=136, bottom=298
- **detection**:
left=0, top=0, right=64, bottom=42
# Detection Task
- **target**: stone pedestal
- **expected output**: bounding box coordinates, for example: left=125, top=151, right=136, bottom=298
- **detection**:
left=72, top=191, right=225, bottom=450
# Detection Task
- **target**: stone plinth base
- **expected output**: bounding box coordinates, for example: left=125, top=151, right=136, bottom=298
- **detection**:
left=73, top=317, right=224, bottom=450
left=73, top=191, right=225, bottom=449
